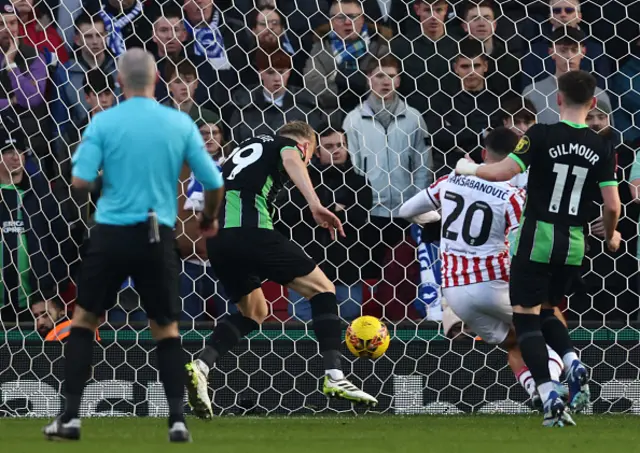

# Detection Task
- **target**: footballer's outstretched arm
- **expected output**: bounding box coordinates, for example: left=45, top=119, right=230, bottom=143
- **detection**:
left=282, top=148, right=345, bottom=239
left=399, top=190, right=438, bottom=220
left=456, top=156, right=522, bottom=182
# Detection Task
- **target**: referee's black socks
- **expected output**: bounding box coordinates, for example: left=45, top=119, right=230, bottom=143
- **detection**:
left=199, top=313, right=259, bottom=369
left=512, top=312, right=552, bottom=389
left=310, top=292, right=343, bottom=373
left=156, top=337, right=187, bottom=426
left=61, top=327, right=95, bottom=422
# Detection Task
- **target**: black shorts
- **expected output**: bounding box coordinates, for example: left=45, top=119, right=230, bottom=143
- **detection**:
left=207, top=227, right=316, bottom=303
left=509, top=258, right=581, bottom=308
left=76, top=224, right=180, bottom=325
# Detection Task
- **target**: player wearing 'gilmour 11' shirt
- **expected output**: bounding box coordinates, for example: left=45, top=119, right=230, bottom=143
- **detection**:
left=399, top=127, right=567, bottom=418
left=455, top=70, right=621, bottom=427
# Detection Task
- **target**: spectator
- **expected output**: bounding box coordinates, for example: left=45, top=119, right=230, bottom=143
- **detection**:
left=0, top=119, right=70, bottom=322
left=0, top=0, right=48, bottom=159
left=165, top=59, right=203, bottom=119
left=241, top=6, right=304, bottom=88
left=571, top=102, right=639, bottom=321
left=361, top=0, right=412, bottom=33
left=52, top=13, right=118, bottom=140
left=391, top=0, right=457, bottom=111
left=611, top=38, right=640, bottom=144
left=31, top=297, right=65, bottom=338
left=31, top=297, right=102, bottom=340
left=12, top=0, right=68, bottom=65
left=523, top=27, right=613, bottom=125
left=177, top=108, right=231, bottom=322
left=303, top=0, right=392, bottom=119
left=459, top=0, right=521, bottom=93
left=426, top=38, right=499, bottom=176
left=230, top=47, right=322, bottom=145
left=343, top=56, right=431, bottom=280
left=84, top=0, right=150, bottom=57
left=521, top=0, right=612, bottom=89
left=182, top=0, right=248, bottom=122
left=493, top=96, right=537, bottom=138
left=491, top=96, right=538, bottom=189
left=277, top=126, right=372, bottom=321
left=57, top=69, right=115, bottom=248
left=151, top=5, right=188, bottom=104
left=191, top=108, right=228, bottom=163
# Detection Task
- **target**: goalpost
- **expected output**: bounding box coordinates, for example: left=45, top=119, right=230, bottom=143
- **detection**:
left=1, top=0, right=639, bottom=417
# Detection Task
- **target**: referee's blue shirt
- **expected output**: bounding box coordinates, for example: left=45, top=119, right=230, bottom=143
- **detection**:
left=72, top=97, right=224, bottom=227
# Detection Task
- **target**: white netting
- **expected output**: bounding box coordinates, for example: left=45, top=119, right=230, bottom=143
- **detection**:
left=1, top=0, right=640, bottom=417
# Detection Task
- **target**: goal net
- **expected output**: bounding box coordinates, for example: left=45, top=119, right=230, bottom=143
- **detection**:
left=1, top=0, right=640, bottom=417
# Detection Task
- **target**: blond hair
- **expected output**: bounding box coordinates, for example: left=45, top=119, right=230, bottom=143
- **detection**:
left=278, top=121, right=315, bottom=141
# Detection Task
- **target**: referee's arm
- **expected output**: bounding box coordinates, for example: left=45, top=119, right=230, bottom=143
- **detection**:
left=71, top=118, right=103, bottom=191
left=184, top=122, right=225, bottom=222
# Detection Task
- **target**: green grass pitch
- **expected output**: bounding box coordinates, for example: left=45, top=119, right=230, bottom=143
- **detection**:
left=2, top=415, right=639, bottom=453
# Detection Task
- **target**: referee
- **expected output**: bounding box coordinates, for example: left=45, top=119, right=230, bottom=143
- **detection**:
left=43, top=49, right=224, bottom=443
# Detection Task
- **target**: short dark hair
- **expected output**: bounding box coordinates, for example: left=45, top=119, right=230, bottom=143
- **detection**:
left=155, top=1, right=184, bottom=21
left=83, top=69, right=116, bottom=95
left=255, top=47, right=292, bottom=71
left=484, top=127, right=520, bottom=157
left=548, top=26, right=586, bottom=48
left=455, top=37, right=487, bottom=61
left=558, top=70, right=597, bottom=107
left=331, top=0, right=363, bottom=11
left=165, top=59, right=198, bottom=82
left=365, top=55, right=400, bottom=75
left=498, top=96, right=537, bottom=124
left=461, top=0, right=495, bottom=19
left=74, top=12, right=104, bottom=32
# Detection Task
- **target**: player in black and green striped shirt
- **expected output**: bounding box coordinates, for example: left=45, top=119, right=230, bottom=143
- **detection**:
left=186, top=122, right=378, bottom=419
left=455, top=71, right=621, bottom=427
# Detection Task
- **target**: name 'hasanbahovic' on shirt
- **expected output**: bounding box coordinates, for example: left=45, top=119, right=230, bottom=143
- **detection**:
left=549, top=143, right=599, bottom=165
left=448, top=174, right=509, bottom=200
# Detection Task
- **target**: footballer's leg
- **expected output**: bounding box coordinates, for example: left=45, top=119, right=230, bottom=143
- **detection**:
left=187, top=288, right=265, bottom=419
left=288, top=267, right=377, bottom=406
left=510, top=260, right=573, bottom=427
left=541, top=265, right=590, bottom=412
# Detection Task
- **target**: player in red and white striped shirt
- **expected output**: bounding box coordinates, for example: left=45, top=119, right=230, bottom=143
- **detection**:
left=400, top=128, right=565, bottom=408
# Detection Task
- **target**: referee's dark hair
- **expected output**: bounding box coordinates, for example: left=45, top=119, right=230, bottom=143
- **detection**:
left=484, top=127, right=519, bottom=159
left=558, top=70, right=597, bottom=107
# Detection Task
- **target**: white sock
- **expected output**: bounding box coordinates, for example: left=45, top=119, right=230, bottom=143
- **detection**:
left=196, top=358, right=210, bottom=376
left=562, top=351, right=579, bottom=370
left=538, top=381, right=556, bottom=402
left=517, top=368, right=536, bottom=397
left=547, top=346, right=563, bottom=382
left=326, top=369, right=344, bottom=380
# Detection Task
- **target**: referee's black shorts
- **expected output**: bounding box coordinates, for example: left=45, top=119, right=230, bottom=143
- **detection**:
left=76, top=224, right=180, bottom=325
left=509, top=257, right=581, bottom=308
left=207, top=227, right=316, bottom=303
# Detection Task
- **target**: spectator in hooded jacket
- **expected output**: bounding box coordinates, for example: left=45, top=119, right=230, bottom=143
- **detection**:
left=303, top=0, right=391, bottom=120
left=343, top=55, right=431, bottom=281
left=230, top=47, right=323, bottom=145
left=277, top=126, right=371, bottom=321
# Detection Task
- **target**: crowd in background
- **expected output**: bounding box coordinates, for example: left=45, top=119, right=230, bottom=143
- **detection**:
left=0, top=0, right=639, bottom=339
